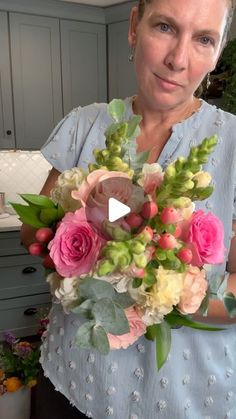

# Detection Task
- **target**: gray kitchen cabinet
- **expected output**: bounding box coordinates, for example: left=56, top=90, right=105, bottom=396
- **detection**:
left=61, top=19, right=107, bottom=115
left=9, top=13, right=63, bottom=150
left=0, top=231, right=51, bottom=339
left=0, top=12, right=15, bottom=149
left=108, top=20, right=137, bottom=100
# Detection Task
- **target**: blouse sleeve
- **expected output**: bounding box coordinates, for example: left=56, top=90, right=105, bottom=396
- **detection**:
left=40, top=107, right=86, bottom=173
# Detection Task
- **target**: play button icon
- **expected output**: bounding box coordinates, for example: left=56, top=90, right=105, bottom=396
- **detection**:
left=108, top=197, right=131, bottom=222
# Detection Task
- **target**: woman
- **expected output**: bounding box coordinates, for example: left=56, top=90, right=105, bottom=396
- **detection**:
left=22, top=0, right=236, bottom=418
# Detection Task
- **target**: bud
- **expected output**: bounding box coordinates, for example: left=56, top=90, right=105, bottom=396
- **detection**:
left=171, top=197, right=192, bottom=209
left=137, top=226, right=154, bottom=243
left=129, top=240, right=146, bottom=255
left=192, top=171, right=212, bottom=188
left=97, top=260, right=115, bottom=276
left=165, top=164, right=176, bottom=178
left=126, top=213, right=144, bottom=229
left=133, top=254, right=148, bottom=268
left=141, top=201, right=158, bottom=219
left=160, top=207, right=179, bottom=224
left=184, top=180, right=194, bottom=190
left=177, top=248, right=192, bottom=264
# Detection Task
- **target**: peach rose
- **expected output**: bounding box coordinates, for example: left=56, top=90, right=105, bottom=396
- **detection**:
left=177, top=266, right=208, bottom=314
left=107, top=306, right=146, bottom=350
left=71, top=169, right=145, bottom=217
left=138, top=163, right=164, bottom=196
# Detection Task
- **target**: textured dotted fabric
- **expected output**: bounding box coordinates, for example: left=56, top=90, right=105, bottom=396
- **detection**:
left=40, top=98, right=236, bottom=419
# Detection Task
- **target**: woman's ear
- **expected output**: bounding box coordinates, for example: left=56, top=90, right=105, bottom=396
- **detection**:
left=128, top=6, right=139, bottom=47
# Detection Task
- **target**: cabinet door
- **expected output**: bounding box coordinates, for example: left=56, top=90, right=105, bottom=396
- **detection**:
left=61, top=20, right=107, bottom=115
left=10, top=13, right=63, bottom=150
left=0, top=12, right=15, bottom=149
left=108, top=20, right=137, bottom=100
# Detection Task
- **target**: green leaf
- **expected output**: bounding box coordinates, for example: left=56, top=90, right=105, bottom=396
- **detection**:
left=132, top=278, right=143, bottom=288
left=107, top=99, right=125, bottom=122
left=126, top=115, right=142, bottom=138
left=145, top=324, right=158, bottom=341
left=166, top=312, right=224, bottom=331
left=74, top=321, right=95, bottom=349
left=198, top=291, right=210, bottom=316
left=208, top=273, right=228, bottom=300
left=20, top=194, right=55, bottom=208
left=10, top=203, right=47, bottom=228
left=72, top=299, right=94, bottom=317
left=79, top=277, right=115, bottom=301
left=39, top=208, right=60, bottom=225
left=223, top=292, right=236, bottom=318
left=92, top=298, right=129, bottom=335
left=91, top=325, right=110, bottom=355
left=156, top=321, right=171, bottom=370
left=113, top=292, right=134, bottom=308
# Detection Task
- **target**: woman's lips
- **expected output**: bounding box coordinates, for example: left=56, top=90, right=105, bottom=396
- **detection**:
left=154, top=74, right=182, bottom=90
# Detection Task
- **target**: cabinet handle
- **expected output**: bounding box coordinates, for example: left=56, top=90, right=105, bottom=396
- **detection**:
left=6, top=130, right=12, bottom=135
left=24, top=307, right=38, bottom=316
left=22, top=266, right=37, bottom=274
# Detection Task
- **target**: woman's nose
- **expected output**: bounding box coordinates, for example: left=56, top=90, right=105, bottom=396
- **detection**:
left=164, top=39, right=189, bottom=72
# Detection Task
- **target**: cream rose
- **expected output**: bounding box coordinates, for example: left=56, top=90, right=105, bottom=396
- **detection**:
left=51, top=167, right=86, bottom=211
left=177, top=266, right=208, bottom=314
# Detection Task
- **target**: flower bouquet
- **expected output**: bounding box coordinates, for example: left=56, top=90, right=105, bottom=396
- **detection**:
left=11, top=99, right=233, bottom=369
left=0, top=332, right=40, bottom=395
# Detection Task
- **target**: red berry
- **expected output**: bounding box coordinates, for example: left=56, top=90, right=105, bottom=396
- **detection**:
left=177, top=248, right=193, bottom=264
left=35, top=227, right=54, bottom=243
left=28, top=242, right=45, bottom=256
left=141, top=201, right=158, bottom=219
left=160, top=207, right=179, bottom=224
left=173, top=225, right=182, bottom=238
left=42, top=254, right=55, bottom=269
left=138, top=225, right=154, bottom=242
left=126, top=213, right=144, bottom=229
left=158, top=233, right=177, bottom=250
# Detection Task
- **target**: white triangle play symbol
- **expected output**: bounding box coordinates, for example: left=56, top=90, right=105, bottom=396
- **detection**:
left=108, top=197, right=131, bottom=222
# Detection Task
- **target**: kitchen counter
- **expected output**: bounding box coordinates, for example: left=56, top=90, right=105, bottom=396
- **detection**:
left=0, top=214, right=22, bottom=232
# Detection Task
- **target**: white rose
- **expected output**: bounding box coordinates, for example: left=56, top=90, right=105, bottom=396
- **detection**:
left=53, top=276, right=80, bottom=313
left=192, top=171, right=212, bottom=188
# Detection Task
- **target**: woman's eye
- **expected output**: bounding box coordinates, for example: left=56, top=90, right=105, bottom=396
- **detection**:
left=158, top=23, right=171, bottom=33
left=199, top=36, right=214, bottom=46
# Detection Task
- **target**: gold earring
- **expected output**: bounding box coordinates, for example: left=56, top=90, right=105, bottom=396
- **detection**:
left=128, top=46, right=135, bottom=62
left=206, top=73, right=211, bottom=89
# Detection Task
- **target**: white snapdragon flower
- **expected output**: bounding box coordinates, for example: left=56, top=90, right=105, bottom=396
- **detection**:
left=51, top=167, right=86, bottom=211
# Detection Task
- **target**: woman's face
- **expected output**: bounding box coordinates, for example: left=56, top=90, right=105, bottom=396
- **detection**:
left=129, top=0, right=229, bottom=111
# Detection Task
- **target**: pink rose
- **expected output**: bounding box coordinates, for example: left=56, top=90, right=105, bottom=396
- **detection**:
left=48, top=208, right=105, bottom=277
left=71, top=169, right=145, bottom=218
left=177, top=266, right=208, bottom=314
left=107, top=306, right=146, bottom=350
left=184, top=210, right=225, bottom=266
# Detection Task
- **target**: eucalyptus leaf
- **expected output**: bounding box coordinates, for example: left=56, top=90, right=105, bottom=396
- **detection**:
left=79, top=277, right=115, bottom=301
left=129, top=150, right=150, bottom=174
left=72, top=299, right=94, bottom=317
left=198, top=292, right=210, bottom=317
left=92, top=298, right=130, bottom=335
left=20, top=194, right=55, bottom=208
left=74, top=321, right=95, bottom=349
left=223, top=292, right=236, bottom=318
left=208, top=273, right=228, bottom=300
left=10, top=203, right=47, bottom=228
left=156, top=321, right=171, bottom=370
left=113, top=292, right=134, bottom=308
left=126, top=115, right=142, bottom=138
left=107, top=99, right=125, bottom=123
left=91, top=325, right=110, bottom=355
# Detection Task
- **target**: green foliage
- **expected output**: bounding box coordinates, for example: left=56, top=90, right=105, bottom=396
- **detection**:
left=10, top=194, right=64, bottom=228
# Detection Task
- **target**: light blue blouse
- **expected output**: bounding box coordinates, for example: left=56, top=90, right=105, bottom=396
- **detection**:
left=40, top=98, right=236, bottom=419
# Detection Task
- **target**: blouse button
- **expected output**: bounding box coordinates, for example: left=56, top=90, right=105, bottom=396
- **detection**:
left=183, top=349, right=191, bottom=360
left=108, top=362, right=118, bottom=373
left=59, top=327, right=64, bottom=336
left=57, top=365, right=63, bottom=373
left=56, top=346, right=63, bottom=356
left=68, top=361, right=76, bottom=370
left=134, top=368, right=144, bottom=380
left=184, top=400, right=191, bottom=410
left=106, top=386, right=116, bottom=396
left=52, top=315, right=57, bottom=324
left=225, top=412, right=231, bottom=418
left=105, top=406, right=114, bottom=415
left=204, top=397, right=213, bottom=407
left=208, top=375, right=216, bottom=386
left=157, top=400, right=167, bottom=411
left=132, top=391, right=140, bottom=402
left=49, top=334, right=54, bottom=342
left=130, top=415, right=139, bottom=419
left=86, top=375, right=94, bottom=384
left=70, top=381, right=76, bottom=390
left=85, top=393, right=93, bottom=401
left=85, top=411, right=93, bottom=418
left=182, top=375, right=191, bottom=385
left=226, top=391, right=233, bottom=401
left=160, top=377, right=169, bottom=388
left=226, top=368, right=234, bottom=378
left=136, top=344, right=145, bottom=353
left=87, top=353, right=95, bottom=364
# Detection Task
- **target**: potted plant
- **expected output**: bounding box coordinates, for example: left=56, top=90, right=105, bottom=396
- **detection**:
left=203, top=37, right=236, bottom=114
left=0, top=331, right=41, bottom=419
